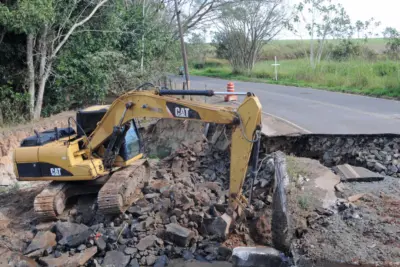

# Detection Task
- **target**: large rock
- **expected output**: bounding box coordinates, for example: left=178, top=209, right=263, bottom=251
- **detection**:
left=24, top=231, right=56, bottom=255
left=203, top=214, right=231, bottom=239
left=374, top=162, right=387, bottom=172
left=165, top=223, right=194, bottom=247
left=250, top=215, right=271, bottom=246
left=1, top=251, right=38, bottom=267
left=153, top=255, right=169, bottom=267
left=38, top=247, right=97, bottom=267
left=128, top=259, right=140, bottom=267
left=54, top=222, right=92, bottom=247
left=136, top=235, right=158, bottom=251
left=232, top=247, right=288, bottom=267
left=146, top=255, right=157, bottom=266
left=103, top=251, right=130, bottom=267
left=271, top=152, right=292, bottom=253
left=94, top=236, right=106, bottom=251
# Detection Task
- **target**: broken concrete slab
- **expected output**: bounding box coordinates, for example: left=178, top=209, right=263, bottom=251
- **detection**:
left=348, top=193, right=366, bottom=203
left=165, top=223, right=194, bottom=247
left=232, top=247, right=289, bottom=267
left=53, top=221, right=89, bottom=241
left=103, top=251, right=131, bottom=267
left=58, top=227, right=92, bottom=248
left=312, top=169, right=340, bottom=209
left=333, top=164, right=385, bottom=182
left=334, top=182, right=347, bottom=193
left=38, top=247, right=97, bottom=267
left=24, top=231, right=56, bottom=255
left=136, top=235, right=158, bottom=251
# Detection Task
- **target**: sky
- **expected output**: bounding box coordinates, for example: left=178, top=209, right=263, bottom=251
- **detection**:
left=201, top=0, right=399, bottom=41
left=279, top=0, right=398, bottom=39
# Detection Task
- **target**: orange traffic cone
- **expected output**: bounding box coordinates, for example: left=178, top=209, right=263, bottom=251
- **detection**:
left=224, top=82, right=238, bottom=102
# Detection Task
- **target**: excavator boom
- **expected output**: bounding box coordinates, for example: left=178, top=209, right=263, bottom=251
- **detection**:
left=85, top=89, right=262, bottom=209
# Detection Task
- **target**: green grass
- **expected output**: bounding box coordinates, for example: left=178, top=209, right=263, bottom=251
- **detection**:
left=261, top=38, right=386, bottom=60
left=191, top=58, right=400, bottom=99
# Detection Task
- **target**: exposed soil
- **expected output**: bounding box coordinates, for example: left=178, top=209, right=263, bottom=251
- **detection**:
left=287, top=156, right=400, bottom=266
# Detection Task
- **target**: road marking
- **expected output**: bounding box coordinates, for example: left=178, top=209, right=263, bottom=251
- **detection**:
left=263, top=90, right=397, bottom=120
left=229, top=100, right=312, bottom=134
left=185, top=76, right=398, bottom=121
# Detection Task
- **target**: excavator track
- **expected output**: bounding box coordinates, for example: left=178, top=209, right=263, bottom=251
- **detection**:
left=98, top=159, right=150, bottom=215
left=34, top=182, right=69, bottom=220
left=34, top=181, right=103, bottom=221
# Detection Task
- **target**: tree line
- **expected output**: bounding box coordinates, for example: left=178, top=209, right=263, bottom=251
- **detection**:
left=0, top=0, right=240, bottom=124
left=2, top=0, right=400, bottom=125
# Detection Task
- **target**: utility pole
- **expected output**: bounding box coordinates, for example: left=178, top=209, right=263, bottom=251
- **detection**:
left=174, top=0, right=190, bottom=90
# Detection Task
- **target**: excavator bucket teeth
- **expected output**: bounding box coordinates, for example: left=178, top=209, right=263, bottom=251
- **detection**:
left=97, top=159, right=150, bottom=215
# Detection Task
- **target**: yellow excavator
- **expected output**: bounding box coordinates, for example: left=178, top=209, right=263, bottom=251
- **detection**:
left=13, top=87, right=262, bottom=228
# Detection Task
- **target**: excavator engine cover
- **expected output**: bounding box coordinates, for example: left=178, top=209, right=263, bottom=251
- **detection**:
left=20, top=127, right=76, bottom=147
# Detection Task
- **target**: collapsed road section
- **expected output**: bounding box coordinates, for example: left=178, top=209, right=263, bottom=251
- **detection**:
left=261, top=133, right=400, bottom=177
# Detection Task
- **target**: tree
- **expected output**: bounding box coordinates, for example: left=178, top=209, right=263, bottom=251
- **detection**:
left=296, top=0, right=353, bottom=68
left=215, top=0, right=289, bottom=73
left=383, top=27, right=400, bottom=59
left=295, top=0, right=380, bottom=67
left=188, top=31, right=211, bottom=65
left=1, top=0, right=109, bottom=120
left=163, top=0, right=242, bottom=38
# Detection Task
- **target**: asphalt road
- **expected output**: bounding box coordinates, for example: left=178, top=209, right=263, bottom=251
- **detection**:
left=171, top=75, right=400, bottom=134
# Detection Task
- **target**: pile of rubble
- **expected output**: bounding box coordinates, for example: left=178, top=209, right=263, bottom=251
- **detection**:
left=10, top=140, right=278, bottom=267
left=261, top=134, right=400, bottom=178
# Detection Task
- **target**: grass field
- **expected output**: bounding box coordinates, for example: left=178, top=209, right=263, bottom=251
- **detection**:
left=188, top=38, right=400, bottom=98
left=260, top=38, right=386, bottom=60
left=191, top=58, right=400, bottom=98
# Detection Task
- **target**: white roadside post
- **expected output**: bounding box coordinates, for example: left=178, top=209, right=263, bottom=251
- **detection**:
left=271, top=56, right=280, bottom=81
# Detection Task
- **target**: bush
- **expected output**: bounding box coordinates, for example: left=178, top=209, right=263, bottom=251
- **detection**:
left=331, top=40, right=361, bottom=61
left=373, top=62, right=398, bottom=77
left=192, top=58, right=226, bottom=69
left=0, top=84, right=30, bottom=125
left=384, top=75, right=400, bottom=90
left=252, top=71, right=272, bottom=79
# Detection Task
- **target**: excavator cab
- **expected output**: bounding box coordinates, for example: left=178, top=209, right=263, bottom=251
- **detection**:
left=76, top=105, right=143, bottom=168
left=115, top=120, right=142, bottom=163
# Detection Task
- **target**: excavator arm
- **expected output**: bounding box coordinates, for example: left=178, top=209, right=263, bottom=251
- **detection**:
left=86, top=89, right=262, bottom=210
